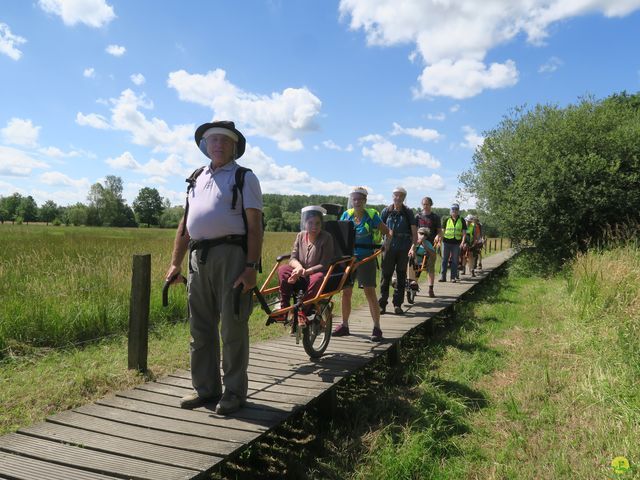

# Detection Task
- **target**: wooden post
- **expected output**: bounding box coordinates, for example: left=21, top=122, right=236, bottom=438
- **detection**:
left=129, top=254, right=151, bottom=372
left=500, top=238, right=503, bottom=250
left=488, top=239, right=492, bottom=253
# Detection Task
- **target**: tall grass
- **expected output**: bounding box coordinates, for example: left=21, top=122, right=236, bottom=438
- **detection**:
left=0, top=225, right=296, bottom=356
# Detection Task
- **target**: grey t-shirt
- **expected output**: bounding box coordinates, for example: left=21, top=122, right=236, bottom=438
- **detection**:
left=186, top=161, right=263, bottom=240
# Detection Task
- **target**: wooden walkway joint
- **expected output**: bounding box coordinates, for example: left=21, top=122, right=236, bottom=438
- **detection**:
left=0, top=250, right=513, bottom=479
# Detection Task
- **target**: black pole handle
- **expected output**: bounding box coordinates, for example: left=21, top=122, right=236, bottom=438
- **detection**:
left=162, top=273, right=187, bottom=307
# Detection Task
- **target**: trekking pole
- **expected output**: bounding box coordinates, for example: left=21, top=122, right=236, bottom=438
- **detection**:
left=162, top=272, right=187, bottom=307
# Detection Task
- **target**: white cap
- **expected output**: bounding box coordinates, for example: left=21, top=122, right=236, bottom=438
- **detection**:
left=393, top=186, right=407, bottom=196
left=350, top=187, right=368, bottom=197
left=301, top=205, right=327, bottom=215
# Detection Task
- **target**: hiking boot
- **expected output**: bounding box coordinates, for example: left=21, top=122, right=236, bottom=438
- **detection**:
left=215, top=392, right=245, bottom=415
left=180, top=392, right=220, bottom=409
left=428, top=286, right=435, bottom=298
left=332, top=324, right=350, bottom=337
left=370, top=327, right=383, bottom=342
left=438, top=277, right=446, bottom=283
left=394, top=305, right=404, bottom=315
left=471, top=270, right=476, bottom=278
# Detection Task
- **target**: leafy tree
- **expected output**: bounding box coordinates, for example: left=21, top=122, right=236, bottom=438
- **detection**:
left=133, top=187, right=164, bottom=227
left=40, top=200, right=59, bottom=225
left=159, top=206, right=184, bottom=228
left=64, top=203, right=88, bottom=226
left=461, top=92, right=640, bottom=264
left=87, top=175, right=137, bottom=227
left=16, top=196, right=38, bottom=223
left=0, top=193, right=22, bottom=223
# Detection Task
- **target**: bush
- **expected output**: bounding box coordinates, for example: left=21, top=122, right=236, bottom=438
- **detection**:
left=462, top=92, right=640, bottom=265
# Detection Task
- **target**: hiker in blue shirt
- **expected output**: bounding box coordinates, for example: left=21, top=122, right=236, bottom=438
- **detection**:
left=379, top=187, right=418, bottom=315
left=333, top=187, right=390, bottom=342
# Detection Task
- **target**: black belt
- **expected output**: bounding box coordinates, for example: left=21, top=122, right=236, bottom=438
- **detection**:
left=189, top=235, right=246, bottom=264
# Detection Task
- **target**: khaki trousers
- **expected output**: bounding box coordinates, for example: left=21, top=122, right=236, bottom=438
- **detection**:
left=188, top=243, right=252, bottom=400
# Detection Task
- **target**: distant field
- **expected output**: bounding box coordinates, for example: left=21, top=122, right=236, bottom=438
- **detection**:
left=0, top=224, right=296, bottom=355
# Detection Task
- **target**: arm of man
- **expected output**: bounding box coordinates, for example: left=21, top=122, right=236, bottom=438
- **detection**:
left=165, top=215, right=190, bottom=282
left=409, top=224, right=418, bottom=258
left=233, top=207, right=263, bottom=293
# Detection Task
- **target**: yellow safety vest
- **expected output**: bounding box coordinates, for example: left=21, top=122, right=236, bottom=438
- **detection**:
left=444, top=217, right=463, bottom=240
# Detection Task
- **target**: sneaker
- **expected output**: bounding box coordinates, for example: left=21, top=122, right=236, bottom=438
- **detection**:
left=451, top=278, right=458, bottom=283
left=428, top=286, right=435, bottom=298
left=215, top=392, right=245, bottom=415
left=370, top=327, right=383, bottom=342
left=438, top=277, right=446, bottom=283
left=394, top=306, right=404, bottom=315
left=332, top=324, right=350, bottom=337
left=471, top=270, right=476, bottom=277
left=180, top=392, right=220, bottom=409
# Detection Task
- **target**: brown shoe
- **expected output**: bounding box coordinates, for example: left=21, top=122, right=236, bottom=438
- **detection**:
left=180, top=392, right=219, bottom=409
left=215, top=392, right=246, bottom=415
left=428, top=286, right=435, bottom=298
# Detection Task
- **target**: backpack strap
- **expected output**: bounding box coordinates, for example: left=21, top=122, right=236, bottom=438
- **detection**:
left=180, top=166, right=206, bottom=237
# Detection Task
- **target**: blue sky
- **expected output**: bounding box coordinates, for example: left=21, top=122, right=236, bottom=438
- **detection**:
left=1, top=0, right=639, bottom=209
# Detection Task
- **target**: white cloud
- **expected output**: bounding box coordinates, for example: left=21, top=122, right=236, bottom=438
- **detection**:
left=83, top=67, right=95, bottom=78
left=106, top=151, right=188, bottom=180
left=106, top=151, right=140, bottom=170
left=398, top=174, right=446, bottom=191
left=339, top=0, right=640, bottom=98
left=168, top=68, right=322, bottom=151
left=416, top=58, right=518, bottom=99
left=39, top=171, right=90, bottom=189
left=38, top=146, right=81, bottom=158
left=106, top=44, right=126, bottom=56
left=0, top=23, right=26, bottom=60
left=426, top=112, right=446, bottom=121
left=0, top=146, right=49, bottom=176
left=460, top=126, right=484, bottom=150
left=241, top=145, right=352, bottom=196
left=322, top=140, right=353, bottom=152
left=76, top=112, right=111, bottom=129
left=130, top=73, right=145, bottom=85
left=450, top=104, right=460, bottom=113
left=538, top=56, right=563, bottom=73
left=390, top=122, right=442, bottom=142
left=1, top=118, right=40, bottom=147
left=360, top=136, right=440, bottom=168
left=38, top=0, right=116, bottom=28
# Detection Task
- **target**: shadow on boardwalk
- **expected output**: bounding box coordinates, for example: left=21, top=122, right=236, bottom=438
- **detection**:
left=213, top=266, right=514, bottom=479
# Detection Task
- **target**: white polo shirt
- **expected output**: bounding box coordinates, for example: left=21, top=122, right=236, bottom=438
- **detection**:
left=186, top=161, right=263, bottom=241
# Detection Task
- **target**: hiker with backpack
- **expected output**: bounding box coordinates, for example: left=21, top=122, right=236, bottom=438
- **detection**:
left=333, top=187, right=390, bottom=342
left=165, top=121, right=263, bottom=415
left=413, top=196, right=442, bottom=297
left=379, top=187, right=418, bottom=315
left=439, top=203, right=466, bottom=283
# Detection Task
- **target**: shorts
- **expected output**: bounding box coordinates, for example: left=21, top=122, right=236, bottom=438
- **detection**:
left=424, top=252, right=436, bottom=275
left=348, top=258, right=377, bottom=288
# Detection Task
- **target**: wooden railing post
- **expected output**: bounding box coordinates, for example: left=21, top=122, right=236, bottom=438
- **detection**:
left=129, top=254, right=151, bottom=372
left=500, top=238, right=503, bottom=250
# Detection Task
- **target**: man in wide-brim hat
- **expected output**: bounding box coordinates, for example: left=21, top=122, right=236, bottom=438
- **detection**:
left=165, top=120, right=263, bottom=415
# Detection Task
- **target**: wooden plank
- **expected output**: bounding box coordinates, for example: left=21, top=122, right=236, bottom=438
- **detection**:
left=0, top=433, right=197, bottom=480
left=116, top=388, right=298, bottom=420
left=0, top=451, right=120, bottom=480
left=20, top=422, right=220, bottom=472
left=74, top=404, right=257, bottom=444
left=49, top=411, right=239, bottom=457
left=98, top=395, right=282, bottom=431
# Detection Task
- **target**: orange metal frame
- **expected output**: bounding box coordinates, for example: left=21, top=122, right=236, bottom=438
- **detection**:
left=258, top=248, right=383, bottom=320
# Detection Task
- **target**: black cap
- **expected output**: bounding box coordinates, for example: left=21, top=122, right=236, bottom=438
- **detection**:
left=194, top=120, right=246, bottom=159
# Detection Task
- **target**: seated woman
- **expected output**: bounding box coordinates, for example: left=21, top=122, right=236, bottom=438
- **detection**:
left=277, top=206, right=335, bottom=325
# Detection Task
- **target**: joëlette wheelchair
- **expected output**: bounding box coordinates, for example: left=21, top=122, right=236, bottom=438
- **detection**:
left=253, top=203, right=382, bottom=358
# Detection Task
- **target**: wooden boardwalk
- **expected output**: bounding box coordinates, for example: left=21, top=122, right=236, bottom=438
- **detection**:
left=0, top=249, right=513, bottom=480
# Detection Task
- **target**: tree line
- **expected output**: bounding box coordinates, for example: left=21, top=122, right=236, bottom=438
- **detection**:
left=1, top=176, right=497, bottom=234
left=461, top=90, right=640, bottom=264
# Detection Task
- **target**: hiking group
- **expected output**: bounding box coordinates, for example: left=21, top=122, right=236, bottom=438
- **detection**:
left=166, top=120, right=485, bottom=414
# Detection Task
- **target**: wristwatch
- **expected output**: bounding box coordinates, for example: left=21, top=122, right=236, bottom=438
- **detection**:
left=245, top=261, right=260, bottom=270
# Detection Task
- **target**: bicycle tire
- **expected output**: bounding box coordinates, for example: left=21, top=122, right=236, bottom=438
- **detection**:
left=302, top=302, right=333, bottom=358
